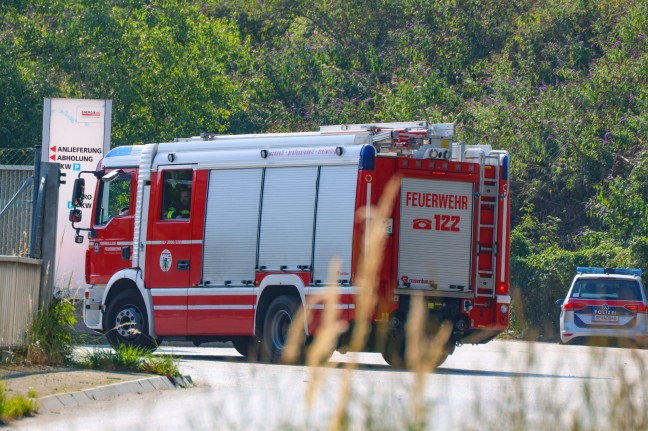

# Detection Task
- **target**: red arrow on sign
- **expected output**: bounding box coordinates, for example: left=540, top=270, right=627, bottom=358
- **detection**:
left=50, top=154, right=56, bottom=161
left=50, top=146, right=56, bottom=152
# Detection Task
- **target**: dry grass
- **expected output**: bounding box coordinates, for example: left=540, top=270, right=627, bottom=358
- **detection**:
left=278, top=176, right=460, bottom=430
left=271, top=172, right=648, bottom=431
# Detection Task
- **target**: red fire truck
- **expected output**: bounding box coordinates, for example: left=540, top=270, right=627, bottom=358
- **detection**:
left=69, top=122, right=510, bottom=367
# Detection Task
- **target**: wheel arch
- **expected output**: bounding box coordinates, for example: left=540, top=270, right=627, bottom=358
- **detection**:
left=256, top=280, right=307, bottom=336
left=102, top=269, right=156, bottom=339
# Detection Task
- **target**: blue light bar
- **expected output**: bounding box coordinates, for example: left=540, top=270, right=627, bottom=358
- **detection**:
left=576, top=267, right=643, bottom=276
left=576, top=267, right=604, bottom=274
left=501, top=154, right=509, bottom=180
left=105, top=146, right=132, bottom=158
left=359, top=145, right=375, bottom=170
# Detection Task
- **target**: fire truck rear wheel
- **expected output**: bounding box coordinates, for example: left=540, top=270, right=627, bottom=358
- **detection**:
left=105, top=291, right=157, bottom=351
left=381, top=335, right=450, bottom=369
left=260, top=295, right=304, bottom=364
left=232, top=337, right=259, bottom=360
left=381, top=326, right=406, bottom=369
left=381, top=317, right=451, bottom=369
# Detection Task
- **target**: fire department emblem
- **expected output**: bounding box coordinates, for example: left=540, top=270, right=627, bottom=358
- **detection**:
left=160, top=249, right=172, bottom=272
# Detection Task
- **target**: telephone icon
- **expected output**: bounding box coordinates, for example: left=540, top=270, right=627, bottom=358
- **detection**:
left=412, top=218, right=432, bottom=230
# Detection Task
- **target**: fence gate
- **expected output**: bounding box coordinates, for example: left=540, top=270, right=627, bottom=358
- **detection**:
left=0, top=149, right=35, bottom=256
left=0, top=148, right=40, bottom=349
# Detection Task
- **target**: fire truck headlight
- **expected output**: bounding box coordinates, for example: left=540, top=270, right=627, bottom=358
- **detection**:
left=500, top=304, right=509, bottom=314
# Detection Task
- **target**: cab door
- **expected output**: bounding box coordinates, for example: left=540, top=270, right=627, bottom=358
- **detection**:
left=146, top=168, right=195, bottom=335
left=87, top=169, right=135, bottom=285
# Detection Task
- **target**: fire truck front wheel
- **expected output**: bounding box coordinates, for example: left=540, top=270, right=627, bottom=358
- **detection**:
left=260, top=295, right=305, bottom=364
left=105, top=291, right=157, bottom=351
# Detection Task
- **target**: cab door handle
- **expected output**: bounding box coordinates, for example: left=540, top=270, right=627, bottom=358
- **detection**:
left=121, top=246, right=130, bottom=260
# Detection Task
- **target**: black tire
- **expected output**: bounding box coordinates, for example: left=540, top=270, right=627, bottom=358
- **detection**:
left=105, top=290, right=157, bottom=351
left=231, top=337, right=258, bottom=359
left=232, top=338, right=249, bottom=357
left=381, top=325, right=406, bottom=369
left=381, top=315, right=451, bottom=370
left=260, top=295, right=304, bottom=364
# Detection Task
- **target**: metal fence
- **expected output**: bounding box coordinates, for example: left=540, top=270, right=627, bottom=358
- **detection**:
left=0, top=148, right=35, bottom=166
left=0, top=148, right=36, bottom=256
left=0, top=148, right=47, bottom=349
left=0, top=256, right=41, bottom=349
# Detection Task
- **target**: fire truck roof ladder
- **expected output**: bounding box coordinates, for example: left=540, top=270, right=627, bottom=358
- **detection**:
left=320, top=122, right=455, bottom=156
left=319, top=122, right=454, bottom=137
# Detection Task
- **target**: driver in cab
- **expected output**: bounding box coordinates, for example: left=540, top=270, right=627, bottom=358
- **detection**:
left=166, top=189, right=191, bottom=219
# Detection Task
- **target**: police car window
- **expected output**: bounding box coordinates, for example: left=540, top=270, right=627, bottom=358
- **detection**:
left=572, top=279, right=641, bottom=300
left=161, top=170, right=192, bottom=220
left=96, top=172, right=132, bottom=225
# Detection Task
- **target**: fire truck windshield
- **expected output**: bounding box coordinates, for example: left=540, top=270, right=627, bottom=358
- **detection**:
left=95, top=172, right=132, bottom=225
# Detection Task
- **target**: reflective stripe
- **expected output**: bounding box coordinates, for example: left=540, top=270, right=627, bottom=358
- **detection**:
left=153, top=305, right=187, bottom=311
left=309, top=304, right=351, bottom=310
left=365, top=182, right=371, bottom=254
left=151, top=289, right=187, bottom=296
left=188, top=305, right=255, bottom=310
left=89, top=241, right=133, bottom=246
left=497, top=295, right=511, bottom=304
left=154, top=305, right=256, bottom=311
left=147, top=240, right=202, bottom=245
left=166, top=208, right=190, bottom=219
left=188, top=289, right=256, bottom=296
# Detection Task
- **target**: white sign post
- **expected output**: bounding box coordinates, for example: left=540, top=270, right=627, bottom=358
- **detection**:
left=41, top=98, right=112, bottom=297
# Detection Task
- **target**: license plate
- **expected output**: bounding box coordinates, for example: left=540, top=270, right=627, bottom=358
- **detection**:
left=593, top=314, right=619, bottom=323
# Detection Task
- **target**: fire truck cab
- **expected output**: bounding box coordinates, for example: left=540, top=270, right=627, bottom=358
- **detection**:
left=70, top=122, right=510, bottom=368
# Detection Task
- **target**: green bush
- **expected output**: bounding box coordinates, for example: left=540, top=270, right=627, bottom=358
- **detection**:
left=3, top=0, right=648, bottom=337
left=0, top=382, right=37, bottom=424
left=26, top=295, right=77, bottom=365
left=76, top=345, right=179, bottom=378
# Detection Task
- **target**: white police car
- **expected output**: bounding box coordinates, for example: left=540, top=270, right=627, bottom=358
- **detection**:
left=558, top=267, right=648, bottom=347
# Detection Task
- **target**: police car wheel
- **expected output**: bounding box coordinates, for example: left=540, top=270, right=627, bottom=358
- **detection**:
left=105, top=291, right=157, bottom=352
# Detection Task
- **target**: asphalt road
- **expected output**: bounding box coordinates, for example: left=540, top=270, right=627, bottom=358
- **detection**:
left=9, top=340, right=648, bottom=430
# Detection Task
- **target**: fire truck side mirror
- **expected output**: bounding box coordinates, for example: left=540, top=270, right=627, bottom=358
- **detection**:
left=71, top=178, right=86, bottom=207
left=69, top=208, right=82, bottom=223
left=74, top=233, right=84, bottom=244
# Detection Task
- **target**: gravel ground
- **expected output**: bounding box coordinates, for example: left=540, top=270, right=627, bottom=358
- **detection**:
left=0, top=301, right=147, bottom=400
left=0, top=364, right=147, bottom=399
